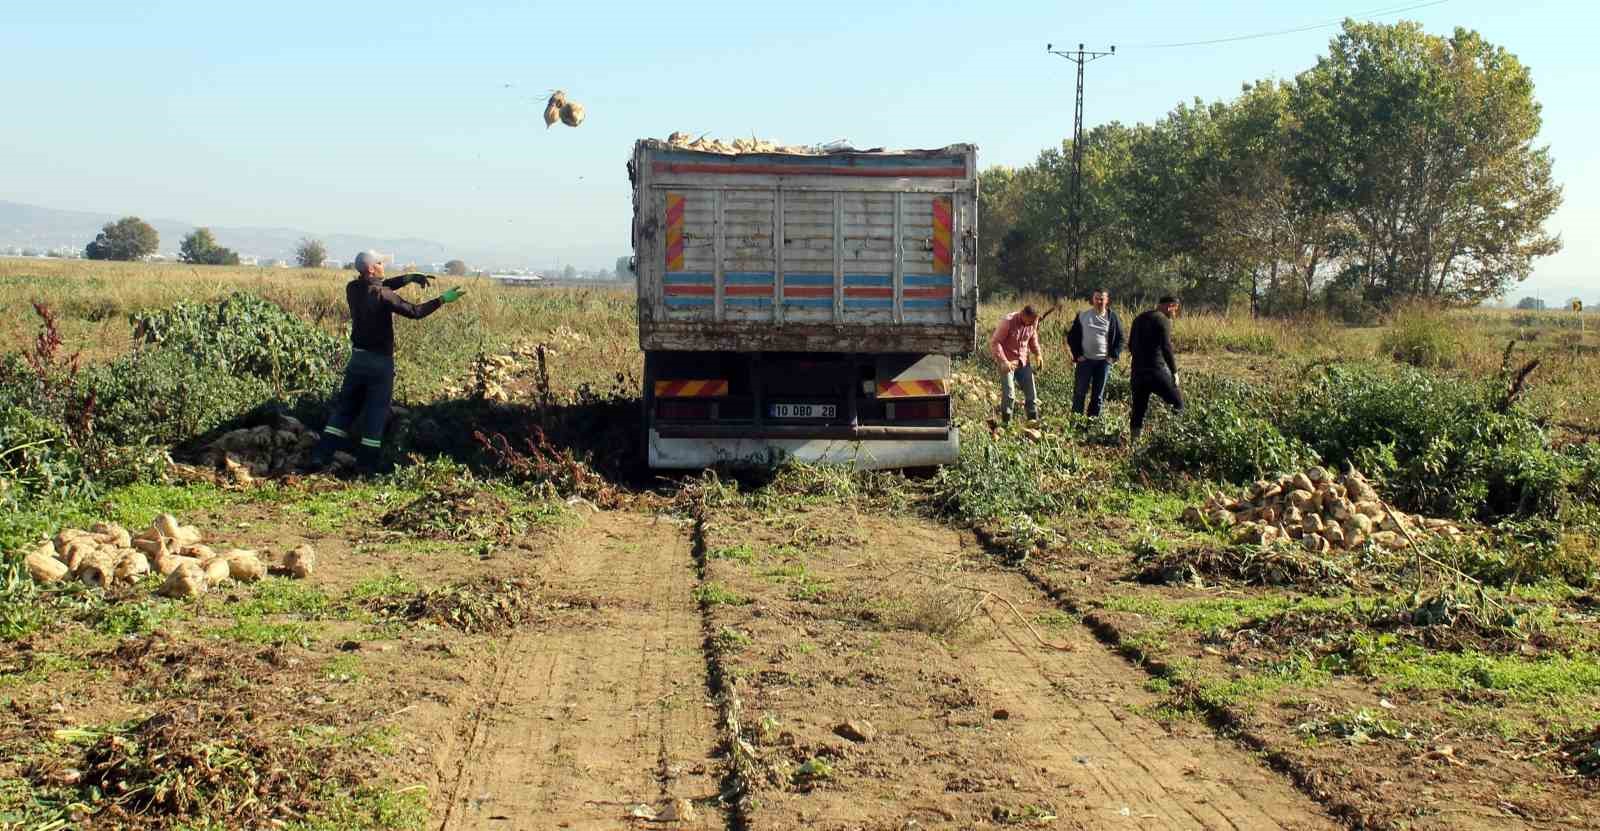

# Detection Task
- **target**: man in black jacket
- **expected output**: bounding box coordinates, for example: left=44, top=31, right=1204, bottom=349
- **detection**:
left=1127, top=295, right=1184, bottom=439
left=1066, top=289, right=1123, bottom=418
left=308, top=250, right=465, bottom=474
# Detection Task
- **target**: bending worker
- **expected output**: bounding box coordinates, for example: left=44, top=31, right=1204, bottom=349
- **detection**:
left=989, top=304, right=1043, bottom=424
left=308, top=250, right=465, bottom=474
left=1127, top=295, right=1184, bottom=439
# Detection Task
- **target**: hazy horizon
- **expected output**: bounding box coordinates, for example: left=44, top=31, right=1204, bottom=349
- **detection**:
left=4, top=0, right=1595, bottom=298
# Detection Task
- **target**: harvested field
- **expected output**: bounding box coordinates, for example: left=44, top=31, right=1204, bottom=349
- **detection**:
left=4, top=261, right=1600, bottom=829
left=696, top=501, right=1340, bottom=829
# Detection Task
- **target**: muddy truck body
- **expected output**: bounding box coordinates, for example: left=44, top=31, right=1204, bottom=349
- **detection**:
left=629, top=139, right=978, bottom=469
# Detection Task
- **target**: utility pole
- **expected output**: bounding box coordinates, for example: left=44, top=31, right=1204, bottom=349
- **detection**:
left=1047, top=42, right=1114, bottom=295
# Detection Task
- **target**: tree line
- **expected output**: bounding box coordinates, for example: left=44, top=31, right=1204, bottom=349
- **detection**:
left=80, top=220, right=474, bottom=274
left=981, top=20, right=1562, bottom=317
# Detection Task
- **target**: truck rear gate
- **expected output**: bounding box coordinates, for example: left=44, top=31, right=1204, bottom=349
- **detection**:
left=631, top=140, right=977, bottom=469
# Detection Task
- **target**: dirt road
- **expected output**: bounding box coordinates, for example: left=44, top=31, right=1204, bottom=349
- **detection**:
left=426, top=505, right=1340, bottom=830
left=436, top=511, right=724, bottom=830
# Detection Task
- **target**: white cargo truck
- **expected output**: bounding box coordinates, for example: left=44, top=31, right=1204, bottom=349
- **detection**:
left=629, top=139, right=978, bottom=469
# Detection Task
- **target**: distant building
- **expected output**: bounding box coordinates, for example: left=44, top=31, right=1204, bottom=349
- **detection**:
left=490, top=273, right=543, bottom=285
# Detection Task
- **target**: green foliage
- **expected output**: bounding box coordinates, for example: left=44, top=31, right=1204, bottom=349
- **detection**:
left=84, top=216, right=159, bottom=261
left=0, top=560, right=50, bottom=641
left=128, top=292, right=342, bottom=396
left=84, top=598, right=176, bottom=637
left=793, top=757, right=834, bottom=783
left=1379, top=307, right=1468, bottom=369
left=84, top=349, right=276, bottom=447
left=982, top=21, right=1558, bottom=312
left=1438, top=519, right=1599, bottom=589
left=179, top=227, right=242, bottom=266
left=1290, top=22, right=1560, bottom=304
left=694, top=582, right=750, bottom=607
left=1286, top=364, right=1564, bottom=519
left=1334, top=633, right=1600, bottom=702
left=295, top=238, right=327, bottom=269
left=444, top=259, right=467, bottom=276
left=709, top=543, right=756, bottom=563
left=1296, top=708, right=1409, bottom=744
left=932, top=427, right=1086, bottom=526
left=1563, top=443, right=1600, bottom=505
left=0, top=402, right=94, bottom=509
left=1132, top=375, right=1317, bottom=483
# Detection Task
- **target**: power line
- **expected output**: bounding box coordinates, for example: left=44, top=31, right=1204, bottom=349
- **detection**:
left=1120, top=0, right=1452, bottom=49
left=1047, top=44, right=1116, bottom=294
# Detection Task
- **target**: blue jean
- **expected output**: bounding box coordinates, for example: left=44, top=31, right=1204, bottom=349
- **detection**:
left=1000, top=364, right=1038, bottom=420
left=311, top=349, right=394, bottom=469
left=1073, top=359, right=1111, bottom=417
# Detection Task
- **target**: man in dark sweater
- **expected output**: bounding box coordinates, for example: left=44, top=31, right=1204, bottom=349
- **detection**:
left=1066, top=289, right=1124, bottom=418
left=308, top=250, right=465, bottom=474
left=1127, top=295, right=1184, bottom=439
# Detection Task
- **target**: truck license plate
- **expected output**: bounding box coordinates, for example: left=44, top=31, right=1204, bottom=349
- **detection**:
left=769, top=403, right=836, bottom=419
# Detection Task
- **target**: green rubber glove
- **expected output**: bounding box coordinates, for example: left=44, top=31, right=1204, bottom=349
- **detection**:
left=441, top=287, right=466, bottom=304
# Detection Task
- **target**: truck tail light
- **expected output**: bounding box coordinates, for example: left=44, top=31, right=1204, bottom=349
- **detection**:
left=657, top=400, right=713, bottom=421
left=886, top=399, right=949, bottom=421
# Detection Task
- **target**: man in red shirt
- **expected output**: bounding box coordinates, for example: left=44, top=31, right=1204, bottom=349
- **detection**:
left=988, top=305, right=1043, bottom=424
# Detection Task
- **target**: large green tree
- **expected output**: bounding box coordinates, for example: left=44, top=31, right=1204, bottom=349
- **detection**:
left=179, top=228, right=241, bottom=266
left=295, top=238, right=326, bottom=268
left=1289, top=20, right=1561, bottom=304
left=84, top=216, right=158, bottom=261
left=977, top=19, right=1561, bottom=314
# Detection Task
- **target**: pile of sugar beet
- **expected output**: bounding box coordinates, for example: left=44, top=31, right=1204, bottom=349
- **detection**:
left=1184, top=466, right=1466, bottom=553
left=20, top=513, right=315, bottom=599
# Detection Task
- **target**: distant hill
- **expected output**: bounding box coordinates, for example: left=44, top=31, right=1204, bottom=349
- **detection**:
left=0, top=200, right=459, bottom=267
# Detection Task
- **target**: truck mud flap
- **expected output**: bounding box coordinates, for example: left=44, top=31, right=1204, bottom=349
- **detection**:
left=647, top=429, right=959, bottom=470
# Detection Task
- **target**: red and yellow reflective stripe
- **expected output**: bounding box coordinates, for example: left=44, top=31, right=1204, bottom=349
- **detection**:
left=654, top=379, right=729, bottom=398
left=665, top=193, right=686, bottom=272
left=876, top=379, right=948, bottom=398
left=931, top=197, right=953, bottom=275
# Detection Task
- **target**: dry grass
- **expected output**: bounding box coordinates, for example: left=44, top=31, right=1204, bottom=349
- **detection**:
left=0, top=257, right=639, bottom=398
left=6, top=258, right=1599, bottom=431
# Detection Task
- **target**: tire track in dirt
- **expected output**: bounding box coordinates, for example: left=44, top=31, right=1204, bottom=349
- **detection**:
left=698, top=504, right=1339, bottom=830
left=437, top=511, right=724, bottom=831
left=976, top=522, right=1395, bottom=830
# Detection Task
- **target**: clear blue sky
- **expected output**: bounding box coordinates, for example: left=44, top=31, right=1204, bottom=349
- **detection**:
left=2, top=0, right=1594, bottom=297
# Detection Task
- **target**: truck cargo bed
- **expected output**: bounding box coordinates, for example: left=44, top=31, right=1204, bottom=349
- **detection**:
left=630, top=140, right=978, bottom=355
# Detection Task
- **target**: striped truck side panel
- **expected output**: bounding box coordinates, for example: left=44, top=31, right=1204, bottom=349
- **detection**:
left=931, top=196, right=953, bottom=275
left=876, top=379, right=949, bottom=398
left=663, top=191, right=716, bottom=312
left=900, top=194, right=954, bottom=322
left=654, top=379, right=730, bottom=398
left=652, top=180, right=965, bottom=324
left=665, top=193, right=685, bottom=272
left=781, top=191, right=835, bottom=319
left=721, top=191, right=776, bottom=317
left=840, top=192, right=895, bottom=321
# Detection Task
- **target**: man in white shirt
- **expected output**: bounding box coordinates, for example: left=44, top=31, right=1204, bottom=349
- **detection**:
left=1065, top=289, right=1124, bottom=418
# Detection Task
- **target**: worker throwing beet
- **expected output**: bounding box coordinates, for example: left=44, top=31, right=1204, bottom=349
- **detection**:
left=1127, top=295, right=1184, bottom=440
left=308, top=250, right=465, bottom=475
